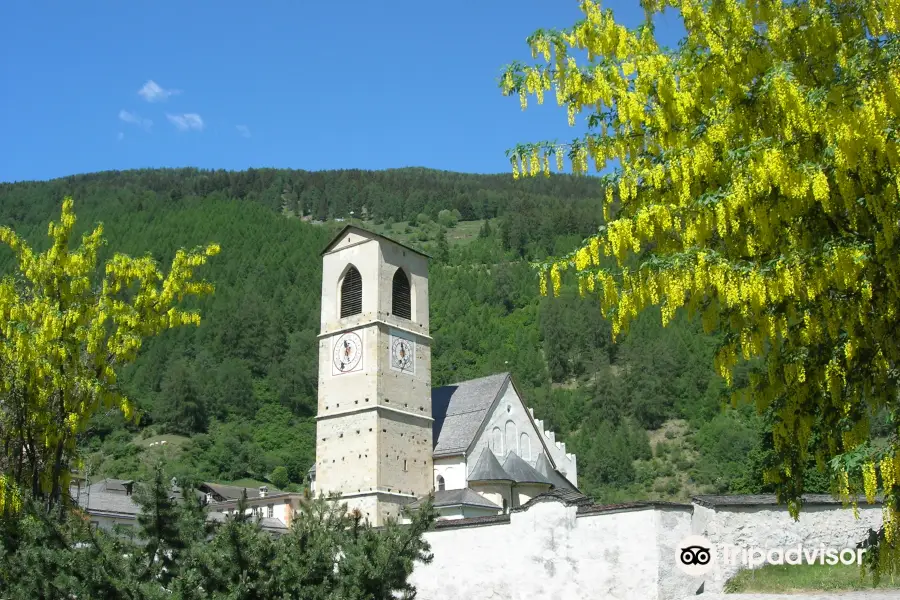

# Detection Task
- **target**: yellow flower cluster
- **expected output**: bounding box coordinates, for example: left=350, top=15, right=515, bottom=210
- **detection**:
left=508, top=0, right=900, bottom=546
left=0, top=199, right=218, bottom=510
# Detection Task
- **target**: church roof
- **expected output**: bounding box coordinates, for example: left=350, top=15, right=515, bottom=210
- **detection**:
left=320, top=225, right=431, bottom=258
left=409, top=488, right=502, bottom=511
left=501, top=452, right=552, bottom=485
left=468, top=448, right=513, bottom=483
left=431, top=373, right=510, bottom=457
left=534, top=452, right=576, bottom=490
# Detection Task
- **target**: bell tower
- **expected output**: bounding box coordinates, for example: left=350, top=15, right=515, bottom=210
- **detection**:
left=314, top=226, right=433, bottom=525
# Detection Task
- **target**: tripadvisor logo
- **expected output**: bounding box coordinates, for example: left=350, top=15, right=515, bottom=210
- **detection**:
left=675, top=535, right=868, bottom=577
left=676, top=535, right=716, bottom=576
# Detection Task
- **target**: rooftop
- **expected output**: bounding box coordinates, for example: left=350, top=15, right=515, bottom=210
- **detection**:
left=431, top=372, right=510, bottom=457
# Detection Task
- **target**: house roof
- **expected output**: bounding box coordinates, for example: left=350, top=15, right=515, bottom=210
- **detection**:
left=431, top=373, right=510, bottom=457
left=502, top=452, right=552, bottom=486
left=200, top=483, right=261, bottom=500
left=96, top=479, right=134, bottom=493
left=74, top=481, right=141, bottom=516
left=409, top=488, right=502, bottom=511
left=320, top=225, right=430, bottom=258
left=468, top=447, right=513, bottom=483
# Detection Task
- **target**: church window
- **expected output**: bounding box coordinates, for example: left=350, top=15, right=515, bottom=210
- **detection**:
left=505, top=421, right=518, bottom=456
left=502, top=498, right=508, bottom=513
left=392, top=269, right=412, bottom=319
left=520, top=433, right=531, bottom=461
left=491, top=427, right=503, bottom=456
left=340, top=266, right=363, bottom=318
left=403, top=459, right=408, bottom=472
left=437, top=475, right=445, bottom=491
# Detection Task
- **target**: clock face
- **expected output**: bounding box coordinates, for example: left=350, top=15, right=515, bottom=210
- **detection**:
left=332, top=332, right=363, bottom=375
left=390, top=334, right=415, bottom=374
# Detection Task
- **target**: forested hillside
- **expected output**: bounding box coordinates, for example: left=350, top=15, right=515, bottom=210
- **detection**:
left=0, top=167, right=802, bottom=502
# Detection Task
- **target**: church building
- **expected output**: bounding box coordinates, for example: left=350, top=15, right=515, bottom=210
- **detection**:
left=311, top=225, right=579, bottom=525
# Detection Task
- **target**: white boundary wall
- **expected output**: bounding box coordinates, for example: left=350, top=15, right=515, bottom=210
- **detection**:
left=693, top=500, right=883, bottom=593
left=410, top=497, right=883, bottom=600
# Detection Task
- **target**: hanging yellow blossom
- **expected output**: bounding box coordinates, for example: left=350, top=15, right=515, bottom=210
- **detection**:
left=502, top=0, right=900, bottom=571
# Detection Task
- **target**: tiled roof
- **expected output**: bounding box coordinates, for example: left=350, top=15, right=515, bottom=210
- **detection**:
left=431, top=373, right=509, bottom=456
left=692, top=494, right=881, bottom=507
left=576, top=501, right=692, bottom=515
left=502, top=452, right=552, bottom=485
left=409, top=488, right=501, bottom=511
left=516, top=486, right=593, bottom=511
left=432, top=513, right=511, bottom=529
left=467, top=447, right=512, bottom=482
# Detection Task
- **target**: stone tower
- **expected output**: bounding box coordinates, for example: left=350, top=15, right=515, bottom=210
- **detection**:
left=314, top=226, right=433, bottom=525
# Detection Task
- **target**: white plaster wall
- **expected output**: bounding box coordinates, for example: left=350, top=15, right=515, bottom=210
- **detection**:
left=470, top=481, right=510, bottom=513
left=469, top=383, right=540, bottom=471
left=693, top=502, right=884, bottom=593
left=410, top=502, right=685, bottom=600
left=88, top=514, right=138, bottom=535
left=433, top=456, right=466, bottom=490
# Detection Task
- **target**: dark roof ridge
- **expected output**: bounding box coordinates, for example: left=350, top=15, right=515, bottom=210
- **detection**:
left=468, top=448, right=513, bottom=483
left=320, top=225, right=430, bottom=258
left=502, top=452, right=552, bottom=485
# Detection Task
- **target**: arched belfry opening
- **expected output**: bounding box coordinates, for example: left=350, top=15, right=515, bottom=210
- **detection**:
left=340, top=266, right=363, bottom=318
left=392, top=268, right=412, bottom=320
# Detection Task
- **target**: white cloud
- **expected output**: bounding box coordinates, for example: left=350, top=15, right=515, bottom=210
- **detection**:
left=236, top=125, right=251, bottom=138
left=167, top=113, right=204, bottom=131
left=118, top=109, right=152, bottom=130
left=138, top=80, right=179, bottom=102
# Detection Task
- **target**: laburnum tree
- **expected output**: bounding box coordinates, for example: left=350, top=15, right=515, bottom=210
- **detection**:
left=502, top=0, right=900, bottom=575
left=0, top=198, right=219, bottom=513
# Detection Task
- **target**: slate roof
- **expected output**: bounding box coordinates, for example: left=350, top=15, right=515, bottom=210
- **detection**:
left=432, top=373, right=510, bottom=457
left=534, top=452, right=576, bottom=490
left=408, top=488, right=502, bottom=511
left=502, top=452, right=552, bottom=485
left=468, top=447, right=513, bottom=482
left=74, top=481, right=140, bottom=516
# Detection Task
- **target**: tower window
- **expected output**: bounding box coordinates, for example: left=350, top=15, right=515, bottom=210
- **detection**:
left=392, top=269, right=411, bottom=320
left=403, top=460, right=408, bottom=472
left=437, top=475, right=445, bottom=491
left=340, top=266, right=363, bottom=318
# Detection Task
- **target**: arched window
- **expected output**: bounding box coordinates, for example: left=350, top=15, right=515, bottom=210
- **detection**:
left=340, top=266, right=362, bottom=318
left=502, top=498, right=508, bottom=514
left=505, top=421, right=517, bottom=456
left=491, top=427, right=503, bottom=456
left=520, top=433, right=531, bottom=461
left=437, top=475, right=445, bottom=491
left=392, top=269, right=411, bottom=319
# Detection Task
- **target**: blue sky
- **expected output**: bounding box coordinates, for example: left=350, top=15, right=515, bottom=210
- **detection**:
left=0, top=1, right=685, bottom=183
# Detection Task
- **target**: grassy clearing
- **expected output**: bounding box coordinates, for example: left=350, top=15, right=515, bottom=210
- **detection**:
left=724, top=563, right=900, bottom=593
left=134, top=434, right=190, bottom=448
